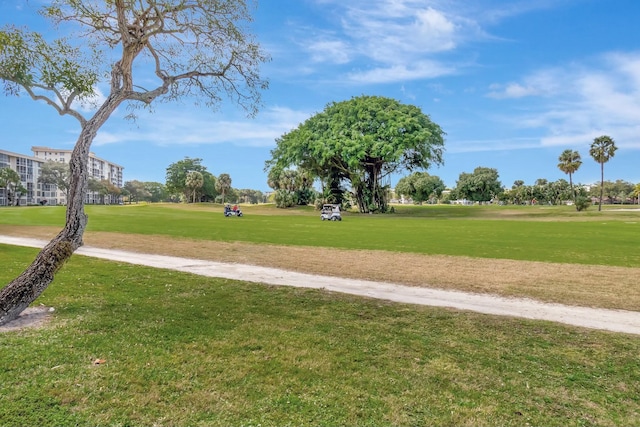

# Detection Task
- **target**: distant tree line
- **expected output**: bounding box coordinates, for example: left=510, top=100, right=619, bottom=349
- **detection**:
left=394, top=135, right=636, bottom=211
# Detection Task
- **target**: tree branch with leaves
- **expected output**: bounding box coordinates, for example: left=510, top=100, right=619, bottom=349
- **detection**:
left=0, top=0, right=269, bottom=325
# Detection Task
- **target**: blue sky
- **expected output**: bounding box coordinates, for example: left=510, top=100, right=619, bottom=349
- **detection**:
left=1, top=0, right=639, bottom=191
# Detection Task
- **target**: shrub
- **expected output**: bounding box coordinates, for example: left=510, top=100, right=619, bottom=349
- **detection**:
left=574, top=195, right=590, bottom=211
left=274, top=189, right=295, bottom=208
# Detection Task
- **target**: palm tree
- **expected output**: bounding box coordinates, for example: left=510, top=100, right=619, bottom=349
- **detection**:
left=633, top=183, right=640, bottom=205
left=557, top=149, right=582, bottom=202
left=215, top=173, right=232, bottom=204
left=589, top=135, right=618, bottom=211
left=185, top=171, right=204, bottom=203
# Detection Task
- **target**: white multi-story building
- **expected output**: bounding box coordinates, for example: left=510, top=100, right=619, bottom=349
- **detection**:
left=0, top=148, right=46, bottom=206
left=0, top=146, right=124, bottom=206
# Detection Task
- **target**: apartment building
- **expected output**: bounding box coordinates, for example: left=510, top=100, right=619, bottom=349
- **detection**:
left=0, top=148, right=45, bottom=206
left=0, top=146, right=124, bottom=206
left=31, top=146, right=124, bottom=205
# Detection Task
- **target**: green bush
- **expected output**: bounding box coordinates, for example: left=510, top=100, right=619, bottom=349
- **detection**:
left=574, top=195, right=590, bottom=211
left=274, top=189, right=295, bottom=208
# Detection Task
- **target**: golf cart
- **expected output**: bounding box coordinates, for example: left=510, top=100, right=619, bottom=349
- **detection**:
left=320, top=204, right=342, bottom=221
left=224, top=204, right=243, bottom=217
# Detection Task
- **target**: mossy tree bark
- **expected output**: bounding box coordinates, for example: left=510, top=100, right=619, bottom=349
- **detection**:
left=0, top=96, right=123, bottom=325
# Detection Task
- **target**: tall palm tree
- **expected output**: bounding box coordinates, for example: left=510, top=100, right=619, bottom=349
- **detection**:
left=216, top=173, right=232, bottom=204
left=557, top=149, right=582, bottom=202
left=589, top=135, right=618, bottom=211
left=185, top=171, right=204, bottom=203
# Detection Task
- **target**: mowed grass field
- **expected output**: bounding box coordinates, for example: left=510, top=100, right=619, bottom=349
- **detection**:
left=1, top=202, right=639, bottom=266
left=1, top=203, right=640, bottom=426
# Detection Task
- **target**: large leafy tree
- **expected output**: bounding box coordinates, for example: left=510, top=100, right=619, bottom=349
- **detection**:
left=200, top=172, right=218, bottom=202
left=123, top=180, right=151, bottom=204
left=589, top=135, right=617, bottom=211
left=165, top=157, right=209, bottom=202
left=395, top=172, right=445, bottom=204
left=266, top=96, right=445, bottom=213
left=143, top=181, right=168, bottom=203
left=38, top=160, right=71, bottom=202
left=454, top=167, right=503, bottom=203
left=557, top=149, right=581, bottom=202
left=0, top=0, right=268, bottom=325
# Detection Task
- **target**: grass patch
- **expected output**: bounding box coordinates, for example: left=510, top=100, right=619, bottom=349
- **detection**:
left=0, top=203, right=639, bottom=267
left=1, top=246, right=640, bottom=426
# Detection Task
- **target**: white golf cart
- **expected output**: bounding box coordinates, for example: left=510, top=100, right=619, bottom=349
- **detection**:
left=320, top=204, right=342, bottom=221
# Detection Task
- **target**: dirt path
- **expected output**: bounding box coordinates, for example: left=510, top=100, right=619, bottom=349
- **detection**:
left=2, top=235, right=640, bottom=335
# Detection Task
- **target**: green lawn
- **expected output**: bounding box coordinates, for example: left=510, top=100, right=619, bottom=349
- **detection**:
left=1, top=203, right=639, bottom=425
left=1, top=203, right=639, bottom=266
left=2, top=245, right=640, bottom=426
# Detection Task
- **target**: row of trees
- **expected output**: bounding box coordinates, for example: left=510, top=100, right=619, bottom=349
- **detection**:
left=15, top=156, right=265, bottom=206
left=163, top=156, right=265, bottom=204
left=556, top=135, right=618, bottom=211
left=397, top=169, right=638, bottom=208
left=395, top=135, right=626, bottom=210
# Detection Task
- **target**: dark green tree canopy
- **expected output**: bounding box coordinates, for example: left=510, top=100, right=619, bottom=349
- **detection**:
left=454, top=167, right=503, bottom=202
left=165, top=157, right=208, bottom=199
left=266, top=95, right=445, bottom=213
left=395, top=172, right=445, bottom=204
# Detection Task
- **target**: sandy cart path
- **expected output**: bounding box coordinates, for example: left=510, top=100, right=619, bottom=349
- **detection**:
left=2, top=235, right=639, bottom=335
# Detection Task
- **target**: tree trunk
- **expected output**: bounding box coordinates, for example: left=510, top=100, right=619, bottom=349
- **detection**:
left=599, top=163, right=604, bottom=212
left=0, top=95, right=122, bottom=326
left=569, top=173, right=574, bottom=202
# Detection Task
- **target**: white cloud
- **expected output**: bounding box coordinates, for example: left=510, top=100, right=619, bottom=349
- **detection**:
left=308, top=39, right=351, bottom=64
left=347, top=61, right=454, bottom=84
left=287, top=1, right=571, bottom=85
left=290, top=0, right=490, bottom=83
left=93, top=106, right=312, bottom=148
left=487, top=51, right=640, bottom=150
left=447, top=137, right=540, bottom=153
left=487, top=69, right=561, bottom=99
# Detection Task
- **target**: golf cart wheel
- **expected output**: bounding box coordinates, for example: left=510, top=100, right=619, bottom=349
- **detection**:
left=331, top=216, right=338, bottom=221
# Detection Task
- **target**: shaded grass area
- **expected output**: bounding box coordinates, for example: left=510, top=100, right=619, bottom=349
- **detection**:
left=1, top=203, right=639, bottom=267
left=2, top=246, right=640, bottom=426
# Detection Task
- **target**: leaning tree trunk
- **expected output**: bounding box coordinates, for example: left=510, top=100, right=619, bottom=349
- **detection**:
left=0, top=96, right=122, bottom=326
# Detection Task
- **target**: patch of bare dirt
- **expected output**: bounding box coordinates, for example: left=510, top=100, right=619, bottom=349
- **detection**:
left=0, top=306, right=54, bottom=332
